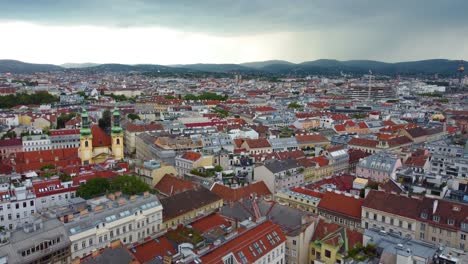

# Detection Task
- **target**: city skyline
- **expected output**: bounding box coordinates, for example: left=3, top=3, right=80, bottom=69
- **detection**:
left=0, top=0, right=467, bottom=65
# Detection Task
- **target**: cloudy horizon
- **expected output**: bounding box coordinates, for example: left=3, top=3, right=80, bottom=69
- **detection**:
left=1, top=0, right=467, bottom=65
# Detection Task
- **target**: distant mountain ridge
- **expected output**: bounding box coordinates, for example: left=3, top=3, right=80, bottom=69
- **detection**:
left=0, top=59, right=465, bottom=76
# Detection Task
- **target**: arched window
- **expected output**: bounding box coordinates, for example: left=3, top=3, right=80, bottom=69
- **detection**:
left=85, top=141, right=89, bottom=147
left=116, top=138, right=120, bottom=145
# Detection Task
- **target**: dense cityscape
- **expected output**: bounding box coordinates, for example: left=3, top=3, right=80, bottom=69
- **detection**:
left=1, top=1, right=468, bottom=264
left=0, top=60, right=465, bottom=264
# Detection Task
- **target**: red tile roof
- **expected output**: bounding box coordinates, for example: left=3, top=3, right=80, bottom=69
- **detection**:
left=312, top=219, right=362, bottom=250
left=91, top=125, right=112, bottom=147
left=290, top=187, right=324, bottom=199
left=154, top=174, right=197, bottom=196
left=200, top=220, right=286, bottom=264
left=0, top=138, right=22, bottom=147
left=49, top=129, right=80, bottom=136
left=180, top=151, right=202, bottom=162
left=210, top=182, right=271, bottom=202
left=132, top=236, right=176, bottom=263
left=295, top=134, right=328, bottom=143
left=318, top=191, right=363, bottom=220
left=348, top=138, right=378, bottom=148
left=191, top=213, right=231, bottom=233
left=244, top=138, right=271, bottom=149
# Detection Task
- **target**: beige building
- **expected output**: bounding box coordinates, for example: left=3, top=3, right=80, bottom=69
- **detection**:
left=175, top=151, right=213, bottom=176
left=363, top=190, right=468, bottom=251
left=133, top=159, right=178, bottom=186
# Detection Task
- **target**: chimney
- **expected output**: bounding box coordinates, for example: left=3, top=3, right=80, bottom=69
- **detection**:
left=108, top=193, right=116, bottom=200
left=94, top=205, right=104, bottom=212
left=91, top=249, right=99, bottom=258
left=111, top=240, right=121, bottom=249
left=80, top=209, right=89, bottom=218
left=130, top=195, right=137, bottom=202
left=114, top=191, right=122, bottom=197
left=117, top=198, right=126, bottom=206
left=143, top=191, right=149, bottom=198
left=433, top=199, right=438, bottom=214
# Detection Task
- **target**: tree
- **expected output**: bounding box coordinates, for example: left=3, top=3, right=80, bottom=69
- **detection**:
left=76, top=178, right=111, bottom=199
left=164, top=95, right=176, bottom=99
left=288, top=102, right=303, bottom=109
left=214, top=165, right=223, bottom=172
left=1, top=131, right=16, bottom=139
left=110, top=175, right=151, bottom=195
left=99, top=109, right=112, bottom=130
left=57, top=112, right=78, bottom=129
left=0, top=91, right=58, bottom=108
left=127, top=113, right=141, bottom=121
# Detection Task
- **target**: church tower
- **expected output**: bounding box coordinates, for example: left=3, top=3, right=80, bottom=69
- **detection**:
left=111, top=109, right=124, bottom=161
left=79, top=108, right=93, bottom=165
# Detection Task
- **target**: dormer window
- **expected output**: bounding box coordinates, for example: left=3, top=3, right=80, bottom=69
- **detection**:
left=448, top=219, right=455, bottom=226
left=421, top=212, right=427, bottom=219
left=433, top=215, right=440, bottom=222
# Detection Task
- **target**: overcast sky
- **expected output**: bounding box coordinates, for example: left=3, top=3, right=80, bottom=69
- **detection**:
left=0, top=0, right=467, bottom=65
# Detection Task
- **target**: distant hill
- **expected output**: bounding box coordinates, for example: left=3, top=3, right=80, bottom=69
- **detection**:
left=0, top=60, right=63, bottom=73
left=241, top=60, right=294, bottom=69
left=173, top=63, right=259, bottom=73
left=61, top=63, right=100, bottom=68
left=0, top=59, right=465, bottom=76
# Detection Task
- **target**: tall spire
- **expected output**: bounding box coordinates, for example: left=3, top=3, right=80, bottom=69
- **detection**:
left=111, top=108, right=122, bottom=135
left=80, top=108, right=91, bottom=137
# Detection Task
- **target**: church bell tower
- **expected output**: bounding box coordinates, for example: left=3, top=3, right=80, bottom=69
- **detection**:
left=79, top=108, right=93, bottom=165
left=111, top=109, right=124, bottom=161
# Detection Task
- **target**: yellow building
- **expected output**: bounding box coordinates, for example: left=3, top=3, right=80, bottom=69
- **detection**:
left=133, top=159, right=178, bottom=186
left=78, top=109, right=124, bottom=165
left=299, top=156, right=334, bottom=183
left=309, top=219, right=362, bottom=264
left=18, top=115, right=32, bottom=126
left=160, top=187, right=223, bottom=229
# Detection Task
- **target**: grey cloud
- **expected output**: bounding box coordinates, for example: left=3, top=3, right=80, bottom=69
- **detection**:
left=0, top=0, right=467, bottom=35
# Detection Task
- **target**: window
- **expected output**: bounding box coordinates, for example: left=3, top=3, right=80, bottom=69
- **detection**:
left=325, top=250, right=331, bottom=258
left=461, top=234, right=466, bottom=241
left=74, top=244, right=78, bottom=251
left=408, top=223, right=412, bottom=230
left=292, top=240, right=296, bottom=246
left=81, top=241, right=86, bottom=249
left=433, top=215, right=440, bottom=222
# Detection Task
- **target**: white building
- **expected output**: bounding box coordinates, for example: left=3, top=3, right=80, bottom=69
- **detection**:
left=228, top=128, right=259, bottom=139
left=65, top=192, right=163, bottom=259
left=22, top=134, right=52, bottom=152
left=0, top=181, right=36, bottom=230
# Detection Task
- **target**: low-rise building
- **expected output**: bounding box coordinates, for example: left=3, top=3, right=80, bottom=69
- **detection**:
left=175, top=151, right=213, bottom=176
left=22, top=134, right=51, bottom=152
left=65, top=192, right=163, bottom=259
left=317, top=191, right=363, bottom=229
left=356, top=152, right=402, bottom=183
left=309, top=219, right=363, bottom=264
left=0, top=216, right=72, bottom=264
left=50, top=129, right=80, bottom=149
left=200, top=220, right=286, bottom=264
left=160, top=187, right=223, bottom=230
left=254, top=159, right=304, bottom=193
